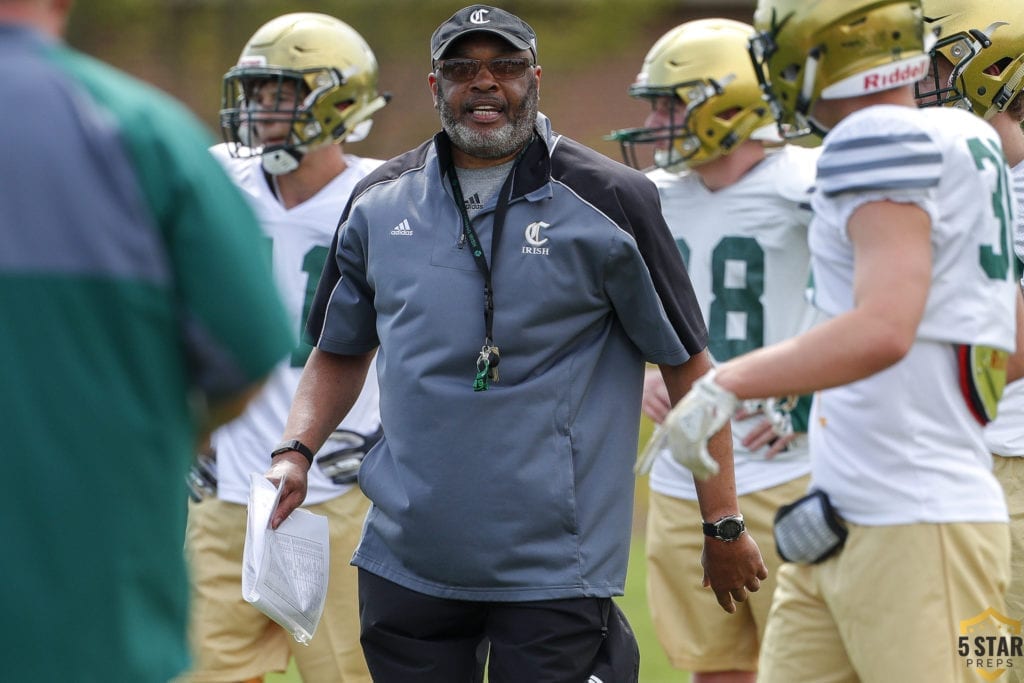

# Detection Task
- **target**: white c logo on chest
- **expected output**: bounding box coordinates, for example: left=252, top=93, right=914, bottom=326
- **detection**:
left=524, top=221, right=550, bottom=246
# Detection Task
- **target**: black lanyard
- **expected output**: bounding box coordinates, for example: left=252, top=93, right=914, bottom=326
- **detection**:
left=446, top=145, right=528, bottom=391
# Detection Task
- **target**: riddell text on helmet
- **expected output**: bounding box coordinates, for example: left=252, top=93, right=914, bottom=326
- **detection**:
left=863, top=60, right=929, bottom=91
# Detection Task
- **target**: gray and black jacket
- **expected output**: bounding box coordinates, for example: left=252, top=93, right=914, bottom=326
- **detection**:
left=309, top=113, right=706, bottom=601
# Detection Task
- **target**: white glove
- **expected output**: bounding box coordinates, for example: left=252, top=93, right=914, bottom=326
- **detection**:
left=662, top=370, right=739, bottom=480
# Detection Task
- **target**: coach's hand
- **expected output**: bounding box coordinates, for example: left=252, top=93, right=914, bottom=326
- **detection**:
left=701, top=533, right=768, bottom=614
left=265, top=451, right=310, bottom=529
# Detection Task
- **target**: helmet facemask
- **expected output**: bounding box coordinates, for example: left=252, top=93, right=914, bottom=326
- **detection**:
left=221, top=65, right=365, bottom=175
left=613, top=82, right=716, bottom=171
left=915, top=28, right=989, bottom=109
left=218, top=13, right=389, bottom=176
left=606, top=91, right=687, bottom=171
left=917, top=1, right=1024, bottom=120
left=610, top=18, right=776, bottom=171
left=748, top=15, right=839, bottom=140
left=748, top=26, right=818, bottom=139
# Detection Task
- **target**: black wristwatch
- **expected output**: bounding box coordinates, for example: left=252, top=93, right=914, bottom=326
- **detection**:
left=271, top=439, right=316, bottom=465
left=702, top=514, right=745, bottom=542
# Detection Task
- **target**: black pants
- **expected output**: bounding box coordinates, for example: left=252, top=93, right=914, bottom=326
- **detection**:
left=358, top=569, right=611, bottom=683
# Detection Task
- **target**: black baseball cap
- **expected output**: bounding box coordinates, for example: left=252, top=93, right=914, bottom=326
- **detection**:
left=430, top=5, right=538, bottom=62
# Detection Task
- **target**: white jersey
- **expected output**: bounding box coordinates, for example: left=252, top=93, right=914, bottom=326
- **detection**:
left=209, top=145, right=383, bottom=506
left=807, top=105, right=1017, bottom=525
left=1015, top=157, right=1024, bottom=264
left=985, top=159, right=1024, bottom=457
left=648, top=145, right=821, bottom=499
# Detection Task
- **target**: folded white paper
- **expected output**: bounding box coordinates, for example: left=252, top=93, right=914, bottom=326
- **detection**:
left=242, top=473, right=330, bottom=644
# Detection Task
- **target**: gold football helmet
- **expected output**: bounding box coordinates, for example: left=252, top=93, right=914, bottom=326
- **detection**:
left=917, top=0, right=1024, bottom=118
left=220, top=13, right=389, bottom=174
left=750, top=0, right=930, bottom=138
left=610, top=18, right=774, bottom=169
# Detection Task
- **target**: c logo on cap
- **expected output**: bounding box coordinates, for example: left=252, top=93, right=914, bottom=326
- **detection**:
left=470, top=8, right=490, bottom=24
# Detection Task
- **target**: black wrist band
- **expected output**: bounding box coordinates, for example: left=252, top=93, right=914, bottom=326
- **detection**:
left=271, top=439, right=316, bottom=465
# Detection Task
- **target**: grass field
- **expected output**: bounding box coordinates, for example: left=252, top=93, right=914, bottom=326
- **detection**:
left=265, top=419, right=691, bottom=682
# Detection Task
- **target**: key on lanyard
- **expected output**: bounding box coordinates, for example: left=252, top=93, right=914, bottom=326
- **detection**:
left=473, top=344, right=501, bottom=391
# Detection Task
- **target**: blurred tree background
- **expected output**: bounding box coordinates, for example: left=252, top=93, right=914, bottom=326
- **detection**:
left=66, top=0, right=756, bottom=166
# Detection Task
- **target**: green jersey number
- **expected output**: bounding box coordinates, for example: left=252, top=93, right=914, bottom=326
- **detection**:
left=264, top=238, right=329, bottom=367
left=675, top=235, right=765, bottom=360
left=293, top=246, right=329, bottom=367
left=968, top=137, right=1014, bottom=280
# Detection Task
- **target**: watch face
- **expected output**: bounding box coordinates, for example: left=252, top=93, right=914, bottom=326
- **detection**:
left=718, top=519, right=744, bottom=540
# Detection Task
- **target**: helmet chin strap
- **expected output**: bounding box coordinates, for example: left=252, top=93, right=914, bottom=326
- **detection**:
left=261, top=146, right=304, bottom=175
left=805, top=115, right=832, bottom=139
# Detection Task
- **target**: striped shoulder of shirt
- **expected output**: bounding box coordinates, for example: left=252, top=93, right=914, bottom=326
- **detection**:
left=817, top=122, right=942, bottom=199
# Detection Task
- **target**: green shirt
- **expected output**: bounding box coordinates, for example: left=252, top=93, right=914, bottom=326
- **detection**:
left=1, top=25, right=292, bottom=682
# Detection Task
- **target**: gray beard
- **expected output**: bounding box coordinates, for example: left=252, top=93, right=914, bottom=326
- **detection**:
left=437, top=78, right=538, bottom=160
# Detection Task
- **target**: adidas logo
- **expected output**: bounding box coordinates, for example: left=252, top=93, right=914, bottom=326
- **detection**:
left=390, top=218, right=413, bottom=236
left=463, top=192, right=483, bottom=212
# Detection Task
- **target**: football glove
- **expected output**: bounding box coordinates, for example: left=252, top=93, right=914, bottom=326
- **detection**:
left=641, top=370, right=739, bottom=481
left=186, top=452, right=218, bottom=502
left=744, top=396, right=797, bottom=439
left=316, top=425, right=383, bottom=485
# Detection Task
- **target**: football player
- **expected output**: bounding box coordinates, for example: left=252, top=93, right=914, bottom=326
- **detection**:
left=180, top=13, right=387, bottom=683
left=918, top=3, right=1024, bottom=676
left=660, top=0, right=1024, bottom=680
left=610, top=18, right=820, bottom=683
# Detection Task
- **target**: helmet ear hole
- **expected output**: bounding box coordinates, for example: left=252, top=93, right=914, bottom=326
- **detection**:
left=714, top=107, right=743, bottom=122
left=985, top=58, right=1011, bottom=76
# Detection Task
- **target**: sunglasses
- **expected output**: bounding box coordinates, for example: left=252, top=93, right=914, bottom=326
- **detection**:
left=436, top=57, right=535, bottom=83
